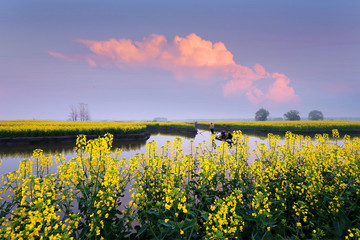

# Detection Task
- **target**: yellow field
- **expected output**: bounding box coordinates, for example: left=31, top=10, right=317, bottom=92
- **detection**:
left=197, top=120, right=360, bottom=133
left=0, top=120, right=195, bottom=138
left=1, top=130, right=359, bottom=239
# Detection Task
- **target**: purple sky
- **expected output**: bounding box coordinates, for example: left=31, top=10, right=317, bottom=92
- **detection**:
left=1, top=0, right=359, bottom=121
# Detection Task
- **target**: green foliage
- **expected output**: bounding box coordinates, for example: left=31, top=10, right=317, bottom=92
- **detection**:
left=255, top=108, right=270, bottom=121
left=284, top=110, right=301, bottom=121
left=309, top=110, right=324, bottom=120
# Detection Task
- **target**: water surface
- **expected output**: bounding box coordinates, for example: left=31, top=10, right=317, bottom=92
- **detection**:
left=0, top=131, right=271, bottom=176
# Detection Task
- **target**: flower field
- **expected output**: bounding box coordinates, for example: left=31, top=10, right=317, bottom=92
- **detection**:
left=0, top=130, right=360, bottom=239
left=0, top=121, right=196, bottom=138
left=0, top=121, right=147, bottom=138
left=197, top=120, right=360, bottom=134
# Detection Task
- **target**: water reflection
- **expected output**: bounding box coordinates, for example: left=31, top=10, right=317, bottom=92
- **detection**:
left=0, top=132, right=198, bottom=175
left=112, top=139, right=148, bottom=152
left=0, top=142, right=75, bottom=159
left=147, top=130, right=197, bottom=139
left=0, top=130, right=354, bottom=176
left=0, top=139, right=149, bottom=160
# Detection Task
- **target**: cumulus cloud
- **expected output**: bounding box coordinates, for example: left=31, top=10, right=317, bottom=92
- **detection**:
left=49, top=33, right=300, bottom=105
left=223, top=71, right=300, bottom=105
left=268, top=73, right=300, bottom=103
left=74, top=33, right=236, bottom=76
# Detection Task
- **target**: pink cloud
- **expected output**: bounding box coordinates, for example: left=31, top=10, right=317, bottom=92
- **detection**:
left=223, top=71, right=300, bottom=105
left=223, top=79, right=253, bottom=97
left=267, top=73, right=300, bottom=103
left=173, top=33, right=235, bottom=67
left=246, top=87, right=265, bottom=105
left=74, top=33, right=235, bottom=73
left=48, top=50, right=97, bottom=66
left=76, top=34, right=169, bottom=65
left=49, top=33, right=300, bottom=105
left=48, top=51, right=75, bottom=62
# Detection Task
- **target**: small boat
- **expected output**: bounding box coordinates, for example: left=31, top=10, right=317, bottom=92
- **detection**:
left=215, top=132, right=233, bottom=144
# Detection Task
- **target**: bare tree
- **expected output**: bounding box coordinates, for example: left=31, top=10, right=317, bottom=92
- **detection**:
left=69, top=104, right=78, bottom=121
left=69, top=103, right=90, bottom=121
left=78, top=103, right=90, bottom=121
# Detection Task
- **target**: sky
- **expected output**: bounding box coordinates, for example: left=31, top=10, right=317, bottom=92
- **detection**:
left=1, top=0, right=359, bottom=121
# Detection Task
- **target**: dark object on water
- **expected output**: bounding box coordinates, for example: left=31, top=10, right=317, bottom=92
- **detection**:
left=215, top=132, right=233, bottom=144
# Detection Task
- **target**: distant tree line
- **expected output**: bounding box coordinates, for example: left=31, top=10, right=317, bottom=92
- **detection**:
left=254, top=108, right=324, bottom=121
left=69, top=103, right=91, bottom=121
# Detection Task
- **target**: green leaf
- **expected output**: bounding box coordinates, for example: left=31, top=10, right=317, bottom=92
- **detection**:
left=135, top=225, right=147, bottom=238
left=201, top=211, right=208, bottom=221
left=159, top=221, right=174, bottom=229
left=182, top=219, right=196, bottom=231
left=147, top=210, right=160, bottom=218
left=188, top=210, right=197, bottom=219
left=333, top=215, right=349, bottom=237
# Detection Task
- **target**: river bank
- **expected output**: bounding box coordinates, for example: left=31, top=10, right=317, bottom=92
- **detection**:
left=0, top=121, right=197, bottom=146
left=195, top=120, right=360, bottom=137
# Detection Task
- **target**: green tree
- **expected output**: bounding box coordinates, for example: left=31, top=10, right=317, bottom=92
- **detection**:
left=255, top=108, right=269, bottom=121
left=284, top=110, right=300, bottom=121
left=308, top=110, right=324, bottom=120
